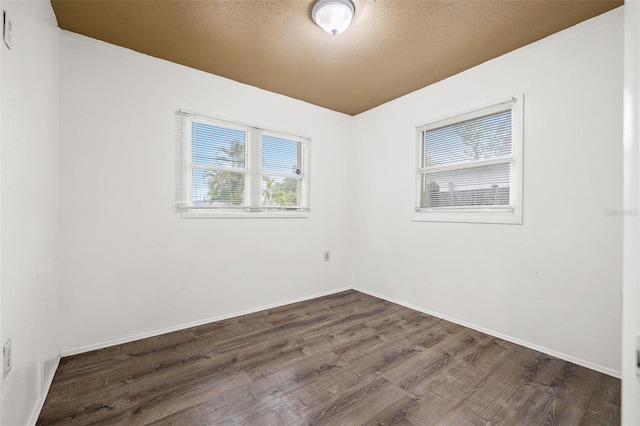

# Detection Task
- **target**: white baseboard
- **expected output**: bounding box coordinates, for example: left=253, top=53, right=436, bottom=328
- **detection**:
left=352, top=286, right=621, bottom=379
left=61, top=287, right=352, bottom=357
left=59, top=285, right=621, bottom=380
left=28, top=355, right=61, bottom=426
left=28, top=285, right=621, bottom=425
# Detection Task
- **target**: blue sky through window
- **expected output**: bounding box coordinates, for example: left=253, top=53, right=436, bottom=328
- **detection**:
left=262, top=135, right=300, bottom=175
left=191, top=122, right=246, bottom=204
left=192, top=122, right=246, bottom=167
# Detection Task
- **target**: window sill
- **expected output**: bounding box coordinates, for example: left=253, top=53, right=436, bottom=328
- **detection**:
left=180, top=209, right=310, bottom=219
left=412, top=209, right=522, bottom=225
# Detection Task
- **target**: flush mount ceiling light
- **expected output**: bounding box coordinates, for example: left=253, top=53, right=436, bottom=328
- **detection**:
left=312, top=0, right=355, bottom=35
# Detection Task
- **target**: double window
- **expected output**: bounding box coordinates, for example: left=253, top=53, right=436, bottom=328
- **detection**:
left=415, top=96, right=523, bottom=224
left=177, top=111, right=310, bottom=217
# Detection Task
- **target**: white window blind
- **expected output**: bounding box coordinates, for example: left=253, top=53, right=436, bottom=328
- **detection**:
left=261, top=134, right=309, bottom=209
left=191, top=120, right=249, bottom=208
left=176, top=111, right=310, bottom=216
left=415, top=97, right=523, bottom=224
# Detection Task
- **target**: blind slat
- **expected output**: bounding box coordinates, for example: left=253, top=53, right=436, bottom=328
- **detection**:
left=262, top=135, right=305, bottom=208
left=176, top=111, right=310, bottom=212
left=424, top=110, right=512, bottom=167
left=417, top=107, right=514, bottom=210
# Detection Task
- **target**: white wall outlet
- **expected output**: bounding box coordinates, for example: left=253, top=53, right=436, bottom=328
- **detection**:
left=3, top=339, right=12, bottom=378
left=324, top=251, right=330, bottom=262
left=3, top=11, right=12, bottom=50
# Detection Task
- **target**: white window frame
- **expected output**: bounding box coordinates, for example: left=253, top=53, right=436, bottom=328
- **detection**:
left=413, top=95, right=524, bottom=224
left=260, top=130, right=310, bottom=212
left=176, top=111, right=311, bottom=219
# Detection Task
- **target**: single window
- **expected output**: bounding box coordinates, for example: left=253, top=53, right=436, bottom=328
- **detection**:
left=176, top=111, right=310, bottom=218
left=414, top=96, right=523, bottom=224
left=261, top=134, right=308, bottom=209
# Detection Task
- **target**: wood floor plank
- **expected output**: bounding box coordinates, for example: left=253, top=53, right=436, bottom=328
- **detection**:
left=345, top=339, right=425, bottom=378
left=261, top=349, right=344, bottom=393
left=146, top=378, right=299, bottom=426
left=289, top=373, right=406, bottom=424
left=278, top=366, right=366, bottom=418
left=37, top=290, right=621, bottom=425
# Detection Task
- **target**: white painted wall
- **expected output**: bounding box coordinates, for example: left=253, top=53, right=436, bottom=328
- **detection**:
left=58, top=32, right=352, bottom=353
left=0, top=3, right=626, bottom=423
left=350, top=9, right=623, bottom=375
left=623, top=1, right=640, bottom=423
left=0, top=1, right=60, bottom=425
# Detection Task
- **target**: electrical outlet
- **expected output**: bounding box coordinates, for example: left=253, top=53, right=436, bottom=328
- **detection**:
left=3, top=339, right=12, bottom=378
left=3, top=11, right=12, bottom=50
left=324, top=251, right=330, bottom=262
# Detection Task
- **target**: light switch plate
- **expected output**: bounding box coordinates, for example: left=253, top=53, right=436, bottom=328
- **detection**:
left=3, top=11, right=12, bottom=50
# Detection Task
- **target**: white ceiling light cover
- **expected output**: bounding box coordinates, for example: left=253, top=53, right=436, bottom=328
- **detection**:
left=312, top=0, right=355, bottom=35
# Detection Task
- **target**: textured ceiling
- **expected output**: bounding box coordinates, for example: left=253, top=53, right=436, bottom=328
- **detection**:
left=51, top=0, right=622, bottom=116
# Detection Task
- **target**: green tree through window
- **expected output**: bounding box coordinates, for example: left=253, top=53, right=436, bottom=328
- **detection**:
left=269, top=177, right=298, bottom=207
left=182, top=112, right=310, bottom=214
left=205, top=140, right=245, bottom=205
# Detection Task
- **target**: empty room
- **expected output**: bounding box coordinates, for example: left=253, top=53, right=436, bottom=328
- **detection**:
left=1, top=0, right=640, bottom=424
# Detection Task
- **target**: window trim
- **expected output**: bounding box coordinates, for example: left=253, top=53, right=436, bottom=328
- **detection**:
left=260, top=130, right=310, bottom=212
left=413, top=95, right=524, bottom=224
left=176, top=110, right=311, bottom=219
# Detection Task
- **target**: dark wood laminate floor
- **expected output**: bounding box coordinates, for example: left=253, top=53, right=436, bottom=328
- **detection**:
left=38, top=290, right=620, bottom=425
